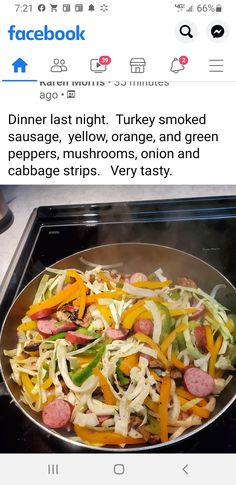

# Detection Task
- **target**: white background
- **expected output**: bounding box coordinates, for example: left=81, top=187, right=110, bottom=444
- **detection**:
left=0, top=0, right=235, bottom=183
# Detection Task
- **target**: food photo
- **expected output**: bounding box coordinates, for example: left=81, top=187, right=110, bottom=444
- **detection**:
left=0, top=186, right=236, bottom=453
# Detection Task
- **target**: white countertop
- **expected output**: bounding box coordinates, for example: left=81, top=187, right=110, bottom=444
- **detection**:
left=1, top=185, right=236, bottom=287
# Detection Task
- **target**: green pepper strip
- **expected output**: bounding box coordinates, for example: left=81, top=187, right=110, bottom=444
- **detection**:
left=155, top=302, right=173, bottom=343
left=46, top=332, right=67, bottom=341
left=145, top=414, right=160, bottom=435
left=116, top=360, right=129, bottom=386
left=70, top=344, right=105, bottom=386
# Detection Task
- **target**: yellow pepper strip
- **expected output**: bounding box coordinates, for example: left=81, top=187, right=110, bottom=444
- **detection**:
left=119, top=353, right=139, bottom=376
left=121, top=297, right=164, bottom=322
left=132, top=280, right=172, bottom=289
left=150, top=370, right=163, bottom=383
left=121, top=300, right=146, bottom=322
left=160, top=324, right=188, bottom=354
left=122, top=305, right=147, bottom=329
left=98, top=271, right=114, bottom=290
left=138, top=310, right=153, bottom=320
left=176, top=387, right=207, bottom=407
left=226, top=319, right=235, bottom=332
left=77, top=356, right=94, bottom=365
left=27, top=281, right=81, bottom=316
left=96, top=304, right=115, bottom=326
left=178, top=396, right=210, bottom=419
left=205, top=325, right=214, bottom=353
left=41, top=377, right=53, bottom=390
left=169, top=308, right=197, bottom=317
left=21, top=373, right=39, bottom=402
left=209, top=334, right=223, bottom=378
left=74, top=425, right=145, bottom=446
left=17, top=321, right=37, bottom=332
left=134, top=332, right=171, bottom=369
left=42, top=395, right=56, bottom=407
left=73, top=290, right=122, bottom=307
left=16, top=355, right=25, bottom=362
left=67, top=270, right=86, bottom=319
left=144, top=396, right=160, bottom=414
left=93, top=368, right=116, bottom=405
left=159, top=376, right=171, bottom=442
left=171, top=352, right=185, bottom=369
left=34, top=333, right=43, bottom=341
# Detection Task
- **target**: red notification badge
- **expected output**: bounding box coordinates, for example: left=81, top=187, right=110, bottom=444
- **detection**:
left=99, top=56, right=112, bottom=65
left=179, top=56, right=189, bottom=65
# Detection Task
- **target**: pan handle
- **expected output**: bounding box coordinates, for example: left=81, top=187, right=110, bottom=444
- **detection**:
left=0, top=381, right=9, bottom=397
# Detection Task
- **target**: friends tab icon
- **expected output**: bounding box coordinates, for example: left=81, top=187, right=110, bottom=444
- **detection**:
left=50, top=59, right=68, bottom=72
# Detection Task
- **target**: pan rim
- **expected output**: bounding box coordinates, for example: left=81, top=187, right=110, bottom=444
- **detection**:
left=1, top=241, right=236, bottom=452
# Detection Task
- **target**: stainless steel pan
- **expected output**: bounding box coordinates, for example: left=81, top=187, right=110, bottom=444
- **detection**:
left=1, top=243, right=236, bottom=451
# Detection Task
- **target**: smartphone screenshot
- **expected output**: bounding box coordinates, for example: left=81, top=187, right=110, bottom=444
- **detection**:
left=0, top=0, right=235, bottom=482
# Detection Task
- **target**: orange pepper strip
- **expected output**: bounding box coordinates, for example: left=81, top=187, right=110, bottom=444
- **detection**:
left=119, top=353, right=139, bottom=376
left=160, top=324, right=188, bottom=354
left=92, top=368, right=116, bottom=405
left=209, top=334, right=223, bottom=378
left=27, top=281, right=81, bottom=316
left=159, top=376, right=171, bottom=442
left=21, top=373, right=39, bottom=402
left=178, top=396, right=210, bottom=419
left=74, top=425, right=146, bottom=446
left=98, top=271, right=114, bottom=290
left=73, top=290, right=122, bottom=307
left=132, top=280, right=172, bottom=289
left=176, top=387, right=207, bottom=407
left=121, top=297, right=163, bottom=322
left=171, top=351, right=185, bottom=369
left=150, top=370, right=163, bottom=383
left=67, top=270, right=86, bottom=319
left=144, top=396, right=160, bottom=414
left=134, top=332, right=171, bottom=369
left=205, top=325, right=214, bottom=353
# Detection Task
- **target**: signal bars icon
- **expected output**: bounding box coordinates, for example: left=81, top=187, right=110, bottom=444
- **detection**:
left=186, top=5, right=194, bottom=12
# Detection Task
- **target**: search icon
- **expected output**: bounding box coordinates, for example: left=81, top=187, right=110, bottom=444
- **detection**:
left=180, top=25, right=193, bottom=38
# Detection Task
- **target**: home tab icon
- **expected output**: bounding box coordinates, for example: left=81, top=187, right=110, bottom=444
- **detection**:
left=130, top=58, right=146, bottom=73
left=12, top=58, right=28, bottom=73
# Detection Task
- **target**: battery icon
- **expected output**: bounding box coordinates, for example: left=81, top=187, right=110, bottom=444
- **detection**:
left=216, top=4, right=222, bottom=12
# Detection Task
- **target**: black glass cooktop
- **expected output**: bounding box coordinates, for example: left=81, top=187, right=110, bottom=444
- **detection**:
left=0, top=196, right=236, bottom=453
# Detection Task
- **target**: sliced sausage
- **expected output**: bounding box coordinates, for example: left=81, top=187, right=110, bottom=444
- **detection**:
left=175, top=277, right=198, bottom=288
left=31, top=308, right=55, bottom=321
left=37, top=319, right=77, bottom=336
left=133, top=319, right=153, bottom=337
left=194, top=326, right=207, bottom=351
left=129, top=272, right=148, bottom=284
left=192, top=303, right=206, bottom=321
left=65, top=332, right=96, bottom=345
left=42, top=399, right=73, bottom=429
left=106, top=327, right=129, bottom=340
left=183, top=367, right=214, bottom=397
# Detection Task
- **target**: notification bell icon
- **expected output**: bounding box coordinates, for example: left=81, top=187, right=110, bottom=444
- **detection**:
left=170, top=58, right=185, bottom=74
